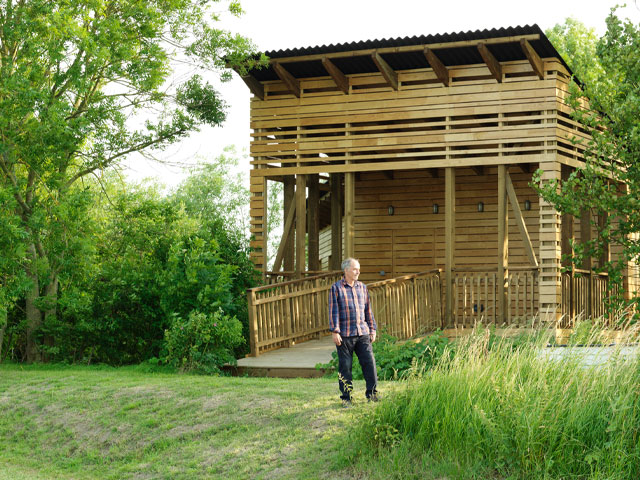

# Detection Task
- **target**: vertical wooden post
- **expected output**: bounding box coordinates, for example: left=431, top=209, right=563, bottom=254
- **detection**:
left=330, top=173, right=342, bottom=270
left=598, top=211, right=609, bottom=269
left=560, top=165, right=573, bottom=268
left=296, top=174, right=307, bottom=277
left=248, top=289, right=259, bottom=357
left=344, top=171, right=355, bottom=259
left=445, top=167, right=455, bottom=323
left=498, top=165, right=508, bottom=323
left=308, top=174, right=320, bottom=271
left=283, top=176, right=295, bottom=272
left=344, top=122, right=354, bottom=259
left=580, top=207, right=592, bottom=317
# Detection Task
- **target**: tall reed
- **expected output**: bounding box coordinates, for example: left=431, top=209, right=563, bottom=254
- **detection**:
left=348, top=324, right=640, bottom=479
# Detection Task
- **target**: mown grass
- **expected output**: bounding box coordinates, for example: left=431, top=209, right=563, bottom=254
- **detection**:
left=0, top=363, right=394, bottom=480
left=342, top=326, right=640, bottom=480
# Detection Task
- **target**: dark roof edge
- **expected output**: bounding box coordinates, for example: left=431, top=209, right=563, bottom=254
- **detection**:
left=265, top=24, right=545, bottom=58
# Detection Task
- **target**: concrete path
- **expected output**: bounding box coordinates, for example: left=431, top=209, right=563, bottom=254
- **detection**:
left=233, top=335, right=335, bottom=377
left=540, top=345, right=639, bottom=367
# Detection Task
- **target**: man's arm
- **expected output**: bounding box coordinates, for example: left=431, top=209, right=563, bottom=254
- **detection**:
left=364, top=287, right=377, bottom=342
left=329, top=285, right=342, bottom=346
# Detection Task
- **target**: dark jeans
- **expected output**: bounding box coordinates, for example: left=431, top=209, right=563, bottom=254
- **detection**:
left=336, top=335, right=378, bottom=400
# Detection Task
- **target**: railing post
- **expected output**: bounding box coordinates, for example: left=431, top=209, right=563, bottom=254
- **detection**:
left=248, top=289, right=259, bottom=357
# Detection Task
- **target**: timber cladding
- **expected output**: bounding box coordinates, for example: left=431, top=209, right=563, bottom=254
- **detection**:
left=248, top=56, right=574, bottom=273
left=353, top=167, right=540, bottom=284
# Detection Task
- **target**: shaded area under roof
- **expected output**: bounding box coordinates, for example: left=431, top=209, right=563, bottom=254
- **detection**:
left=250, top=24, right=573, bottom=83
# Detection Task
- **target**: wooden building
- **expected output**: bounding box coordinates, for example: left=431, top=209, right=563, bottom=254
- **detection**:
left=237, top=26, right=637, bottom=355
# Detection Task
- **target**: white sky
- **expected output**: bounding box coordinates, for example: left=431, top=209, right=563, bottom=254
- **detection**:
left=123, top=0, right=640, bottom=187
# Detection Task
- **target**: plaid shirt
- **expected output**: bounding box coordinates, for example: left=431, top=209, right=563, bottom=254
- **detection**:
left=329, top=278, right=376, bottom=336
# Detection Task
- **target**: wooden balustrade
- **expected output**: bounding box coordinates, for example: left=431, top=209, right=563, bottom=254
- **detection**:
left=450, top=267, right=538, bottom=327
left=247, top=271, right=342, bottom=356
left=561, top=269, right=618, bottom=326
left=368, top=270, right=442, bottom=339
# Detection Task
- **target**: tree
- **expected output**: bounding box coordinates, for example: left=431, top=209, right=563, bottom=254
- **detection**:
left=537, top=10, right=640, bottom=313
left=0, top=0, right=266, bottom=360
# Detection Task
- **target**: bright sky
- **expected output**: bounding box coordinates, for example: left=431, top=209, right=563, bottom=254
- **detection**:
left=123, top=0, right=640, bottom=187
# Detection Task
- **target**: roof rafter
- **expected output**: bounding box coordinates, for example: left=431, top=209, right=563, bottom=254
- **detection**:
left=520, top=39, right=544, bottom=79
left=371, top=52, right=398, bottom=90
left=237, top=72, right=264, bottom=100
left=423, top=47, right=449, bottom=86
left=321, top=57, right=349, bottom=94
left=272, top=62, right=301, bottom=98
left=477, top=43, right=502, bottom=83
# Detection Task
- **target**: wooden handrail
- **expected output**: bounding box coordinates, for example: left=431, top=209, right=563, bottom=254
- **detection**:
left=368, top=269, right=441, bottom=288
left=251, top=271, right=342, bottom=293
left=247, top=271, right=342, bottom=356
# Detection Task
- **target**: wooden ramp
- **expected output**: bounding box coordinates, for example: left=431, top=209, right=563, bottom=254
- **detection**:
left=229, top=335, right=335, bottom=378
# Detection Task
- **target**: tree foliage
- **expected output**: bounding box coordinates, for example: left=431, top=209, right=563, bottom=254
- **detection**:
left=0, top=0, right=266, bottom=360
left=3, top=149, right=259, bottom=368
left=537, top=9, right=640, bottom=313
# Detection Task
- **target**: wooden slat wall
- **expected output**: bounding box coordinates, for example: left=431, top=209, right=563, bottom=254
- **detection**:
left=247, top=56, right=590, bottom=319
left=353, top=167, right=540, bottom=283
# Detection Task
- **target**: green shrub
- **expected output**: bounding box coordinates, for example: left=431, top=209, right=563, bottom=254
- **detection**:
left=163, top=309, right=244, bottom=374
left=318, top=331, right=452, bottom=380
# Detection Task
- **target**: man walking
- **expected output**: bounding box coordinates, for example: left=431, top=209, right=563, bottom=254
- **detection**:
left=329, top=258, right=379, bottom=407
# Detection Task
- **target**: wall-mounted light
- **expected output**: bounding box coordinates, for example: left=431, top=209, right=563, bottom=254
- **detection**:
left=388, top=205, right=395, bottom=216
left=433, top=203, right=439, bottom=214
left=477, top=201, right=484, bottom=212
left=524, top=199, right=531, bottom=211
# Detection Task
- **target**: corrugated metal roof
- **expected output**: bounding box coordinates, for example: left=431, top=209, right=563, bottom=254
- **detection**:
left=250, top=24, right=572, bottom=82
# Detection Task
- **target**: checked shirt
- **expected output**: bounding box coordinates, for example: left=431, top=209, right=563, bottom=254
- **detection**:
left=329, top=278, right=377, bottom=337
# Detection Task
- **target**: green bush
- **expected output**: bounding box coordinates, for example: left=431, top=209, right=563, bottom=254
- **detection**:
left=318, top=331, right=452, bottom=380
left=163, top=309, right=244, bottom=374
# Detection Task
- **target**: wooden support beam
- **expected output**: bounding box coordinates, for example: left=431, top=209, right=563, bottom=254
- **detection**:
left=307, top=174, right=320, bottom=271
left=561, top=165, right=573, bottom=268
left=321, top=57, right=349, bottom=94
left=445, top=167, right=455, bottom=323
left=239, top=73, right=264, bottom=100
left=506, top=172, right=538, bottom=267
left=471, top=166, right=484, bottom=176
left=477, top=43, right=502, bottom=83
left=371, top=52, right=399, bottom=90
left=283, top=176, right=295, bottom=272
left=520, top=39, right=544, bottom=79
left=295, top=174, right=306, bottom=276
left=498, top=165, right=508, bottom=323
left=580, top=208, right=592, bottom=271
left=272, top=200, right=296, bottom=272
left=598, top=211, right=610, bottom=269
left=423, top=47, right=449, bottom=86
left=330, top=173, right=342, bottom=270
left=344, top=172, right=355, bottom=258
left=272, top=62, right=301, bottom=98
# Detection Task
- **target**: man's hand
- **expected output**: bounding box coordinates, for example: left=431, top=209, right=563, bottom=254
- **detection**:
left=370, top=330, right=377, bottom=343
left=332, top=332, right=342, bottom=346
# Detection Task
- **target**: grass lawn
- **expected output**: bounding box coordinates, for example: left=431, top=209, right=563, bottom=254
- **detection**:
left=0, top=364, right=396, bottom=480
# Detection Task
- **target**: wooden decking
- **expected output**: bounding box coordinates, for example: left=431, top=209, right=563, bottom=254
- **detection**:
left=230, top=335, right=335, bottom=378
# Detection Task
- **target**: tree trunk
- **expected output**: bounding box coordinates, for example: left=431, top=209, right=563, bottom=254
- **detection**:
left=43, top=275, right=59, bottom=361
left=25, top=243, right=42, bottom=362
left=0, top=311, right=6, bottom=362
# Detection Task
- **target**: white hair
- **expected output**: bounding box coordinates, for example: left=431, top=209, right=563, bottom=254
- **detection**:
left=341, top=258, right=359, bottom=270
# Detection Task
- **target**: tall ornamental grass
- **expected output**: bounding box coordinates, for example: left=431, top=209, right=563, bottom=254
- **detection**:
left=348, top=326, right=640, bottom=479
